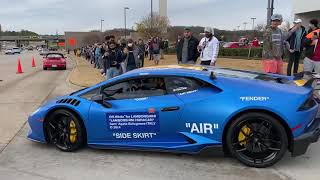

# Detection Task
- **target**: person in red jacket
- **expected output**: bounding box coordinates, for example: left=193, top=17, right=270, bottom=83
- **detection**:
left=252, top=37, right=260, bottom=47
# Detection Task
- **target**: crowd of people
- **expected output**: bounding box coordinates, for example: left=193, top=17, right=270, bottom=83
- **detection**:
left=77, top=15, right=320, bottom=80
left=79, top=36, right=169, bottom=80
left=262, top=15, right=320, bottom=75
left=77, top=26, right=220, bottom=81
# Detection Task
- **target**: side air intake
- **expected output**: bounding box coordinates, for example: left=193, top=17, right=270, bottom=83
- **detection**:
left=56, top=98, right=81, bottom=106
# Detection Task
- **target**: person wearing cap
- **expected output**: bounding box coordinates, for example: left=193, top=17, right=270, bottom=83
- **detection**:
left=262, top=14, right=299, bottom=74
left=198, top=27, right=220, bottom=66
left=286, top=19, right=306, bottom=76
left=176, top=27, right=200, bottom=64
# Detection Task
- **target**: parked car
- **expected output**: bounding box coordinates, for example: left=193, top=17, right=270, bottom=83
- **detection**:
left=49, top=47, right=58, bottom=51
left=4, top=49, right=14, bottom=55
left=40, top=49, right=50, bottom=56
left=223, top=42, right=241, bottom=49
left=12, top=47, right=22, bottom=54
left=42, top=53, right=66, bottom=70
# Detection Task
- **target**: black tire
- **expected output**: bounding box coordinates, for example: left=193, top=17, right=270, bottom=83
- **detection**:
left=226, top=112, right=288, bottom=168
left=43, top=67, right=47, bottom=70
left=45, top=109, right=85, bottom=152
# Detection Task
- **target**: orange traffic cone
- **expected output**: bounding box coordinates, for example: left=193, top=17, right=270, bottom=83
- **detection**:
left=32, top=56, right=36, bottom=67
left=17, top=58, right=23, bottom=74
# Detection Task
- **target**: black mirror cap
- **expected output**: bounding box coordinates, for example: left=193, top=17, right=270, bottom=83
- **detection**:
left=210, top=71, right=216, bottom=80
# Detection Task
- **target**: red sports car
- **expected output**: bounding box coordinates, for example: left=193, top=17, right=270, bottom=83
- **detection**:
left=43, top=53, right=67, bottom=70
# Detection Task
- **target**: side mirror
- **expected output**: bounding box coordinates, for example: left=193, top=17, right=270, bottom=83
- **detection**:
left=91, top=94, right=112, bottom=108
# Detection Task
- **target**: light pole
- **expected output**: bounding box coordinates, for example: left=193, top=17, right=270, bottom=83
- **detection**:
left=267, top=0, right=274, bottom=26
left=151, top=0, right=153, bottom=36
left=0, top=24, right=2, bottom=52
left=100, top=19, right=104, bottom=32
left=243, top=22, right=248, bottom=31
left=124, top=7, right=130, bottom=39
left=251, top=18, right=256, bottom=30
left=237, top=25, right=241, bottom=31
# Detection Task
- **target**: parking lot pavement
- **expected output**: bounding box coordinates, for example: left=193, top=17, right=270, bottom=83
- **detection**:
left=0, top=124, right=289, bottom=180
left=0, top=51, right=43, bottom=87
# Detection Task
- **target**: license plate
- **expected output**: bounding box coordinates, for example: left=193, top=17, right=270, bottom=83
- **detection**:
left=52, top=65, right=57, bottom=68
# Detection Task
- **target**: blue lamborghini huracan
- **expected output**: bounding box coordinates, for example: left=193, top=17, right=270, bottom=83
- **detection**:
left=28, top=65, right=320, bottom=167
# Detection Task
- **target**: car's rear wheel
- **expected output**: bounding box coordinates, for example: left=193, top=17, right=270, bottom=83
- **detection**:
left=226, top=112, right=288, bottom=168
left=46, top=109, right=85, bottom=152
left=43, top=67, right=47, bottom=70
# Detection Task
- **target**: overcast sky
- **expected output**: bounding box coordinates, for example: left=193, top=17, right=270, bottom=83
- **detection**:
left=0, top=0, right=292, bottom=34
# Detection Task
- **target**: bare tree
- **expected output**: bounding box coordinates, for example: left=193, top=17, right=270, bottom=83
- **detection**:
left=83, top=33, right=103, bottom=45
left=255, top=23, right=267, bottom=32
left=280, top=20, right=291, bottom=32
left=136, top=13, right=170, bottom=39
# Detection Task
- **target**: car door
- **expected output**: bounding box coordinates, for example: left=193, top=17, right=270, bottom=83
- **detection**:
left=87, top=77, right=188, bottom=148
left=165, top=76, right=223, bottom=142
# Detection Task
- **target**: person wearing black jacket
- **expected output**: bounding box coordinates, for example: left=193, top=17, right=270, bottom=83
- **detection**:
left=286, top=19, right=307, bottom=76
left=105, top=42, right=122, bottom=80
left=176, top=28, right=200, bottom=64
left=137, top=39, right=145, bottom=67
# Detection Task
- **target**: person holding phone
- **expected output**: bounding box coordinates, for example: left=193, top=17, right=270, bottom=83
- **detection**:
left=304, top=31, right=320, bottom=73
left=198, top=27, right=219, bottom=66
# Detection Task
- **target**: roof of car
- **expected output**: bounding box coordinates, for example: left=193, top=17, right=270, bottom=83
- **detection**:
left=124, top=65, right=210, bottom=77
left=121, top=65, right=290, bottom=83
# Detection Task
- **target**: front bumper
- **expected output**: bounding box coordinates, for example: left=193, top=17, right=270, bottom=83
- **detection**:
left=292, top=116, right=320, bottom=157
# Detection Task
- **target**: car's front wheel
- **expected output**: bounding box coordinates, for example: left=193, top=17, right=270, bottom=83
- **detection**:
left=46, top=109, right=85, bottom=152
left=226, top=112, right=288, bottom=168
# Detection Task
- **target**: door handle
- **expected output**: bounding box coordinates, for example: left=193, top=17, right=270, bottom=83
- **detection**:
left=161, top=106, right=180, bottom=112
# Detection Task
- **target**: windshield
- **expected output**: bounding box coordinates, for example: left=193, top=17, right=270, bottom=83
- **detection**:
left=47, top=54, right=64, bottom=58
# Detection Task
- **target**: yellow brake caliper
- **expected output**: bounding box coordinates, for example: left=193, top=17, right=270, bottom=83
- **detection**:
left=238, top=126, right=251, bottom=146
left=69, top=120, right=77, bottom=143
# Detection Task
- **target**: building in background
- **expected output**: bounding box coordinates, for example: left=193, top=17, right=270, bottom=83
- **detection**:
left=159, top=0, right=167, bottom=18
left=293, top=0, right=320, bottom=28
left=65, top=32, right=104, bottom=51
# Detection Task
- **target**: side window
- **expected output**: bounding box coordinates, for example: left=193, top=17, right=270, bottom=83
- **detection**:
left=165, top=77, right=207, bottom=94
left=80, top=88, right=100, bottom=100
left=102, top=78, right=166, bottom=100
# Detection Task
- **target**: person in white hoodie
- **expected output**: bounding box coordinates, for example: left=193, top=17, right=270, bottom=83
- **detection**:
left=198, top=27, right=220, bottom=66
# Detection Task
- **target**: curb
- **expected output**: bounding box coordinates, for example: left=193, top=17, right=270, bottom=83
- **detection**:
left=66, top=55, right=90, bottom=88
left=66, top=55, right=104, bottom=88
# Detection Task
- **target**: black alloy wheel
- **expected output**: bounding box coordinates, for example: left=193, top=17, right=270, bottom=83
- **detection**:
left=46, top=109, right=85, bottom=152
left=226, top=113, right=288, bottom=168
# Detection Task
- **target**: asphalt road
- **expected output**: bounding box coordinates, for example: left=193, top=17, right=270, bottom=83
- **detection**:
left=0, top=52, right=320, bottom=180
